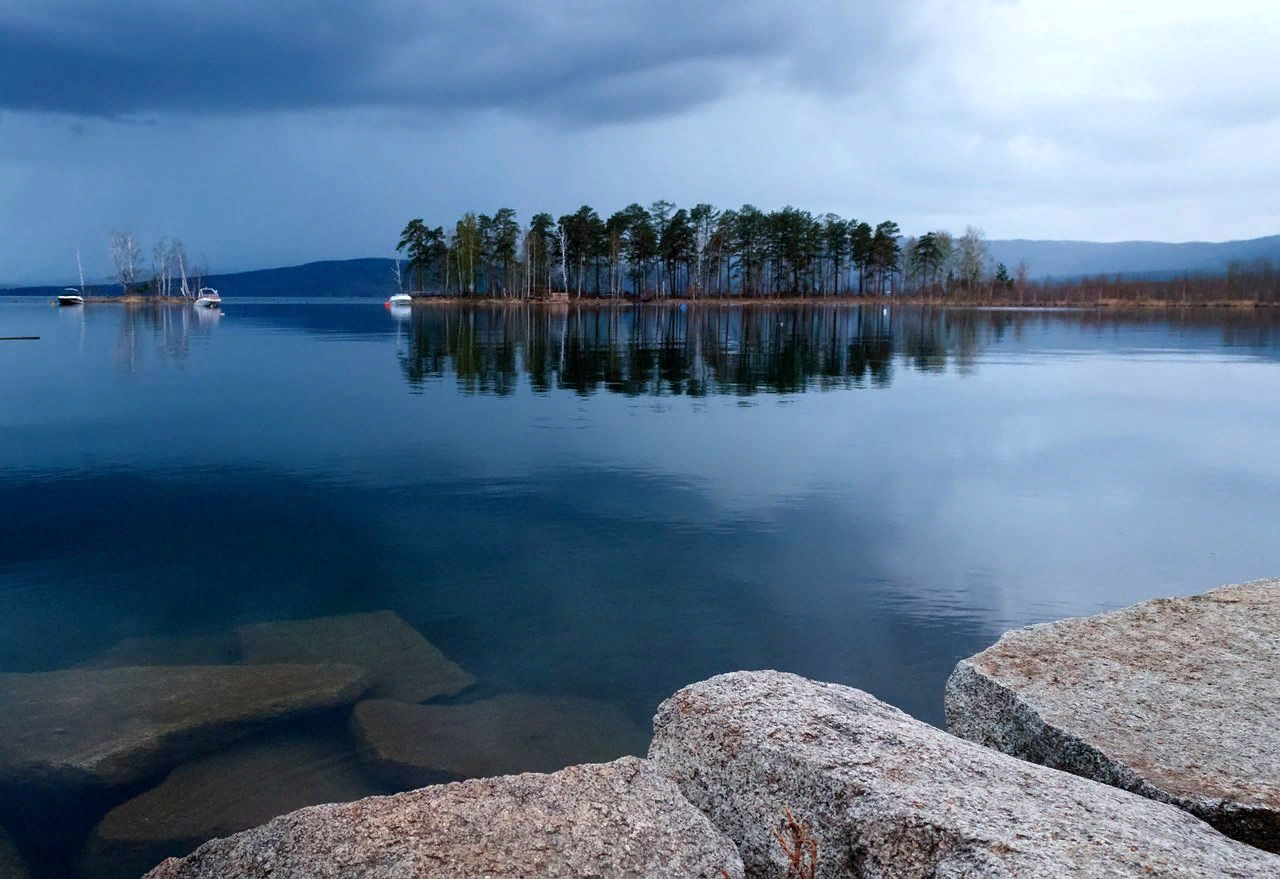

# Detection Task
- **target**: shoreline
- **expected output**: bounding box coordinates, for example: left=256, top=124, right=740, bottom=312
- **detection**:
left=140, top=579, right=1279, bottom=878
left=52, top=295, right=198, bottom=305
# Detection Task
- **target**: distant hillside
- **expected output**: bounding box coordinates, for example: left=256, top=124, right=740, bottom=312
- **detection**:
left=202, top=258, right=400, bottom=297
left=987, top=235, right=1280, bottom=279
left=2, top=258, right=401, bottom=299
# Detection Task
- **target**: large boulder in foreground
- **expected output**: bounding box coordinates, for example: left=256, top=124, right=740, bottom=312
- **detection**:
left=352, top=693, right=650, bottom=787
left=83, top=731, right=388, bottom=879
left=144, top=757, right=743, bottom=879
left=0, top=664, right=368, bottom=795
left=650, top=671, right=1280, bottom=878
left=237, top=611, right=474, bottom=703
left=946, top=580, right=1280, bottom=852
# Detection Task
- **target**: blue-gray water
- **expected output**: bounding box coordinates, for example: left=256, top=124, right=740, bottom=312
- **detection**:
left=2, top=299, right=1279, bottom=876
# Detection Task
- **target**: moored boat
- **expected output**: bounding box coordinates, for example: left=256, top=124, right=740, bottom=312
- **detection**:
left=195, top=288, right=221, bottom=308
left=57, top=288, right=84, bottom=307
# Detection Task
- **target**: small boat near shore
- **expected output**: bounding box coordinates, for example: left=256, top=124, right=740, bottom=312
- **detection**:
left=57, top=288, right=84, bottom=307
left=387, top=293, right=413, bottom=307
left=195, top=288, right=221, bottom=308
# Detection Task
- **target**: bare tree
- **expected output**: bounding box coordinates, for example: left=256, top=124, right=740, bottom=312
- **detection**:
left=955, top=226, right=989, bottom=294
left=1015, top=259, right=1032, bottom=303
left=391, top=258, right=404, bottom=293
left=167, top=240, right=192, bottom=298
left=108, top=229, right=142, bottom=294
left=152, top=236, right=171, bottom=297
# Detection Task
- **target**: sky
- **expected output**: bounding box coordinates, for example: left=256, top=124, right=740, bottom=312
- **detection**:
left=1, top=0, right=1278, bottom=283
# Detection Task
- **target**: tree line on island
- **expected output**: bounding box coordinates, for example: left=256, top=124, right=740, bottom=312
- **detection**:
left=396, top=204, right=960, bottom=299
left=396, top=203, right=1280, bottom=305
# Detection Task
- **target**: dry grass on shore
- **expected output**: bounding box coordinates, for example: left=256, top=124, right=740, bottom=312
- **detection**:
left=77, top=295, right=194, bottom=305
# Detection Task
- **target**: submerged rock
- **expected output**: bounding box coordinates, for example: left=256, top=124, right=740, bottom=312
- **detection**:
left=237, top=611, right=474, bottom=703
left=83, top=731, right=388, bottom=879
left=0, top=826, right=29, bottom=879
left=649, top=670, right=1280, bottom=878
left=0, top=663, right=368, bottom=795
left=77, top=633, right=240, bottom=669
left=946, top=579, right=1280, bottom=852
left=352, top=693, right=649, bottom=787
left=143, top=756, right=743, bottom=879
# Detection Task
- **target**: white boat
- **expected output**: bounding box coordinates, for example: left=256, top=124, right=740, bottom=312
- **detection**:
left=57, top=288, right=84, bottom=307
left=195, top=287, right=221, bottom=308
left=387, top=293, right=412, bottom=307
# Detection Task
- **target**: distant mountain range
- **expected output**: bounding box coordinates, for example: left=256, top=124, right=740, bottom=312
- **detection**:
left=4, top=236, right=1277, bottom=296
left=985, top=235, right=1280, bottom=278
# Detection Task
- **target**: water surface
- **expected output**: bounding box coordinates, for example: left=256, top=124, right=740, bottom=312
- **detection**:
left=2, top=299, right=1279, bottom=876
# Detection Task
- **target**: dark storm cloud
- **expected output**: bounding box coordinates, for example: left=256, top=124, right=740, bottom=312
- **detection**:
left=0, top=0, right=903, bottom=123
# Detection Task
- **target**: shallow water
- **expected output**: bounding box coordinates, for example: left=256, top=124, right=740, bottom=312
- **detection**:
left=2, top=299, right=1279, bottom=876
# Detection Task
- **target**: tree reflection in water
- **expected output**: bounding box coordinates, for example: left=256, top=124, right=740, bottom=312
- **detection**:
left=398, top=304, right=1280, bottom=397
left=114, top=303, right=219, bottom=374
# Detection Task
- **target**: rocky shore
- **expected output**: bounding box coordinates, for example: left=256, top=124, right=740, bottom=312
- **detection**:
left=945, top=578, right=1279, bottom=853
left=2, top=581, right=1276, bottom=878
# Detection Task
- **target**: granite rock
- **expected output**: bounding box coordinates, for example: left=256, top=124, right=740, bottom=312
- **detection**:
left=352, top=692, right=650, bottom=787
left=946, top=580, right=1280, bottom=851
left=237, top=611, right=474, bottom=703
left=83, top=730, right=388, bottom=879
left=144, top=757, right=743, bottom=879
left=649, top=670, right=1280, bottom=878
left=77, top=633, right=240, bottom=669
left=0, top=663, right=368, bottom=795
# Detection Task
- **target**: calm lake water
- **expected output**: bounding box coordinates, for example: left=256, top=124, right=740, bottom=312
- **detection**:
left=2, top=298, right=1279, bottom=876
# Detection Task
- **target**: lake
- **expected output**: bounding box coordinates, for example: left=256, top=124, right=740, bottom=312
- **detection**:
left=2, top=298, right=1279, bottom=877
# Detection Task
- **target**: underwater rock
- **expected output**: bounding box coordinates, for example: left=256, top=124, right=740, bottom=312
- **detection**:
left=237, top=611, right=474, bottom=703
left=83, top=730, right=388, bottom=879
left=0, top=663, right=368, bottom=796
left=76, top=633, right=240, bottom=669
left=351, top=692, right=650, bottom=788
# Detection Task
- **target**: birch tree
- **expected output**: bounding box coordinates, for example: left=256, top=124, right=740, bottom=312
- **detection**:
left=956, top=226, right=989, bottom=293
left=554, top=219, right=569, bottom=293
left=152, top=236, right=171, bottom=297
left=169, top=240, right=191, bottom=298
left=108, top=229, right=142, bottom=294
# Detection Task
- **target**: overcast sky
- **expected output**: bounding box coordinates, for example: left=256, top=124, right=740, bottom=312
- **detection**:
left=2, top=0, right=1277, bottom=283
